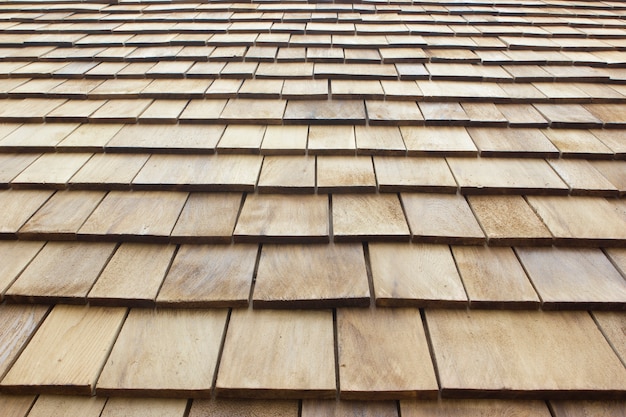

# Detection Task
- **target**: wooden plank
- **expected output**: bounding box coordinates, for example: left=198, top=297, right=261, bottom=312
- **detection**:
left=517, top=247, right=626, bottom=310
left=467, top=195, right=552, bottom=245
left=234, top=194, right=329, bottom=243
left=0, top=305, right=49, bottom=380
left=0, top=123, right=78, bottom=152
left=88, top=243, right=176, bottom=307
left=354, top=126, right=405, bottom=156
left=0, top=154, right=40, bottom=186
left=1, top=305, right=126, bottom=395
left=533, top=104, right=602, bottom=128
left=284, top=100, right=366, bottom=125
left=69, top=154, right=149, bottom=190
left=260, top=125, right=308, bottom=155
left=220, top=99, right=286, bottom=124
left=254, top=243, right=369, bottom=308
left=496, top=104, right=548, bottom=127
left=89, top=99, right=153, bottom=123
left=79, top=191, right=188, bottom=242
left=590, top=129, right=626, bottom=158
left=462, top=103, right=508, bottom=126
left=12, top=153, right=92, bottom=189
left=18, top=191, right=105, bottom=240
left=467, top=127, right=558, bottom=158
left=591, top=161, right=626, bottom=195
left=257, top=156, right=315, bottom=193
left=526, top=196, right=626, bottom=245
left=302, top=400, right=398, bottom=417
left=333, top=194, right=410, bottom=242
left=6, top=242, right=116, bottom=304
left=426, top=309, right=626, bottom=399
left=605, top=248, right=626, bottom=277
left=337, top=308, right=438, bottom=400
left=550, top=400, right=626, bottom=417
left=419, top=102, right=468, bottom=125
left=308, top=125, right=355, bottom=155
left=317, top=156, right=376, bottom=193
left=56, top=124, right=123, bottom=152
left=401, top=193, right=484, bottom=244
left=179, top=100, right=227, bottom=123
left=0, top=394, right=35, bottom=417
left=96, top=308, right=227, bottom=397
left=447, top=157, right=567, bottom=195
left=189, top=399, right=298, bottom=417
left=548, top=159, right=619, bottom=196
left=101, top=398, right=187, bottom=417
left=374, top=156, right=457, bottom=193
left=370, top=243, right=467, bottom=308
left=139, top=99, right=189, bottom=123
left=401, top=399, right=551, bottom=417
left=592, top=311, right=626, bottom=367
left=171, top=193, right=242, bottom=243
left=400, top=126, right=477, bottom=156
left=27, top=396, right=106, bottom=417
left=543, top=129, right=613, bottom=158
left=366, top=100, right=423, bottom=125
left=106, top=124, right=224, bottom=153
left=0, top=241, right=44, bottom=300
left=157, top=244, right=256, bottom=308
left=216, top=309, right=336, bottom=399
left=217, top=124, right=266, bottom=154
left=452, top=246, right=540, bottom=309
left=133, top=155, right=262, bottom=192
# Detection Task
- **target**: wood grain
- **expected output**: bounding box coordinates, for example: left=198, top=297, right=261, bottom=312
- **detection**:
left=106, top=124, right=224, bottom=153
left=88, top=243, right=175, bottom=307
left=374, top=156, right=456, bottom=193
left=426, top=309, right=626, bottom=398
left=79, top=191, right=188, bottom=242
left=370, top=243, right=467, bottom=307
left=216, top=309, right=336, bottom=399
left=0, top=153, right=40, bottom=186
left=234, top=194, right=329, bottom=243
left=401, top=399, right=551, bottom=417
left=550, top=400, right=626, bottom=417
left=543, top=129, right=613, bottom=158
left=189, top=399, right=298, bottom=417
left=0, top=394, right=35, bottom=417
left=1, top=305, right=127, bottom=395
left=97, top=308, right=227, bottom=397
left=401, top=193, right=484, bottom=244
left=308, top=125, right=356, bottom=155
left=333, top=194, right=410, bottom=241
left=254, top=243, right=369, bottom=308
left=257, top=156, right=315, bottom=193
left=337, top=308, right=438, bottom=400
left=400, top=126, right=477, bottom=156
left=452, top=246, right=540, bottom=309
left=317, top=156, right=376, bottom=193
left=0, top=241, right=44, bottom=299
left=261, top=125, right=308, bottom=155
left=7, top=242, right=116, bottom=304
left=27, top=396, right=106, bottom=417
left=19, top=190, right=105, bottom=240
left=548, top=159, right=618, bottom=196
left=0, top=190, right=53, bottom=236
left=101, top=398, right=187, bottom=417
left=69, top=154, right=149, bottom=190
left=217, top=124, right=266, bottom=153
left=12, top=153, right=91, bottom=189
left=171, top=193, right=242, bottom=243
left=467, top=127, right=558, bottom=157
left=592, top=312, right=626, bottom=366
left=302, top=400, right=398, bottom=417
left=0, top=305, right=49, bottom=379
left=517, top=247, right=626, bottom=309
left=355, top=126, right=406, bottom=155
left=157, top=244, right=256, bottom=308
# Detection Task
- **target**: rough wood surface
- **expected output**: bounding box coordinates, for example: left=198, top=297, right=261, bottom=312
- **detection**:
left=234, top=194, right=329, bottom=243
left=79, top=191, right=188, bottom=242
left=400, top=126, right=477, bottom=156
left=317, top=156, right=376, bottom=193
left=308, top=125, right=356, bottom=155
left=548, top=159, right=618, bottom=196
left=302, top=400, right=398, bottom=417
left=0, top=394, right=35, bottom=417
left=0, top=305, right=49, bottom=379
left=550, top=400, right=626, bottom=417
left=254, top=243, right=369, bottom=308
left=452, top=246, right=540, bottom=309
left=0, top=241, right=44, bottom=299
left=107, top=124, right=224, bottom=153
left=333, top=194, right=409, bottom=241
left=426, top=309, right=626, bottom=398
left=7, top=242, right=116, bottom=304
left=216, top=309, right=336, bottom=399
left=401, top=193, right=484, bottom=244
left=401, top=399, right=551, bottom=417
left=467, top=128, right=558, bottom=157
left=27, top=396, right=106, bottom=417
left=189, top=399, right=298, bottom=417
left=88, top=243, right=176, bottom=307
left=261, top=125, right=308, bottom=155
left=12, top=153, right=92, bottom=188
left=0, top=190, right=53, bottom=236
left=517, top=247, right=626, bottom=309
left=593, top=311, right=626, bottom=367
left=171, top=193, right=242, bottom=243
left=97, top=308, right=227, bottom=397
left=337, top=308, right=438, bottom=400
left=374, top=156, right=457, bottom=193
left=258, top=156, right=315, bottom=193
left=370, top=243, right=467, bottom=307
left=69, top=154, right=149, bottom=190
left=100, top=398, right=188, bottom=417
left=157, top=244, right=257, bottom=308
left=218, top=124, right=266, bottom=153
left=468, top=195, right=552, bottom=245
left=1, top=305, right=127, bottom=395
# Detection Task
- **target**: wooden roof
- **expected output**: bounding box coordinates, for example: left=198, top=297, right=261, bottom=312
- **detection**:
left=0, top=0, right=625, bottom=415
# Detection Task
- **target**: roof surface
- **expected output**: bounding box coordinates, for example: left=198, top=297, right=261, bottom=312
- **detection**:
left=0, top=0, right=625, bottom=415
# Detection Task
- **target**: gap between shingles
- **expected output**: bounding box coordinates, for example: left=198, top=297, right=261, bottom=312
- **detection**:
left=462, top=193, right=489, bottom=245
left=362, top=242, right=376, bottom=308
left=211, top=308, right=232, bottom=400
left=230, top=192, right=248, bottom=242
left=332, top=308, right=341, bottom=400
left=545, top=400, right=559, bottom=417
left=247, top=243, right=263, bottom=307
left=511, top=247, right=544, bottom=306
left=419, top=308, right=442, bottom=398
left=447, top=244, right=471, bottom=307
left=84, top=241, right=122, bottom=302
left=1, top=240, right=47, bottom=308
left=92, top=307, right=130, bottom=396
left=153, top=243, right=180, bottom=303
left=182, top=398, right=194, bottom=417
left=396, top=192, right=412, bottom=237
left=589, top=310, right=626, bottom=369
left=328, top=194, right=334, bottom=241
